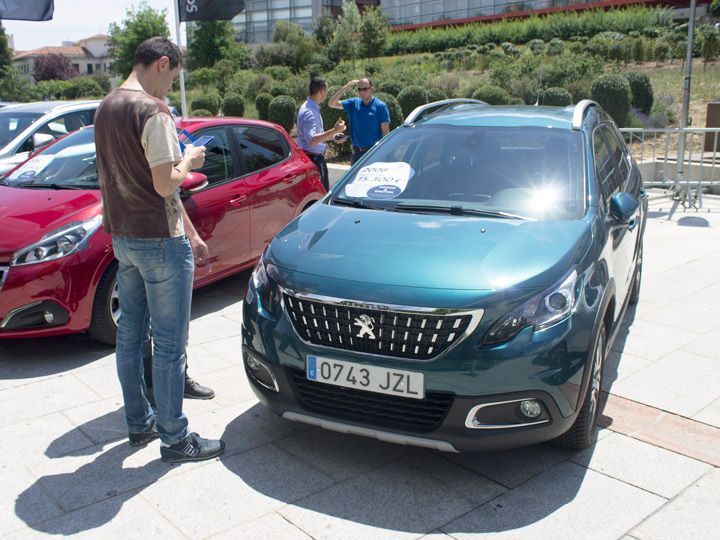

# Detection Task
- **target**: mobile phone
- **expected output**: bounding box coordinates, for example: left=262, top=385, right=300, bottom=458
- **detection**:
left=333, top=133, right=347, bottom=143
left=191, top=135, right=214, bottom=147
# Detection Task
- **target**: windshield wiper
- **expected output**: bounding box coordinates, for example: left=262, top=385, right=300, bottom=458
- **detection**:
left=392, top=203, right=530, bottom=220
left=330, top=197, right=385, bottom=210
left=18, top=182, right=84, bottom=190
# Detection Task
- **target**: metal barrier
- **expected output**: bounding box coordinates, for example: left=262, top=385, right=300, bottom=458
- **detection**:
left=619, top=127, right=720, bottom=209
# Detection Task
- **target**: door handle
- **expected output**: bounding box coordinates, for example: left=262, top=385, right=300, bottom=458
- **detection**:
left=282, top=175, right=295, bottom=184
left=228, top=194, right=247, bottom=208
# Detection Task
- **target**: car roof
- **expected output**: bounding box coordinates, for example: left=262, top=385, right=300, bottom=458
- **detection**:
left=418, top=104, right=578, bottom=130
left=175, top=116, right=286, bottom=131
left=0, top=100, right=100, bottom=114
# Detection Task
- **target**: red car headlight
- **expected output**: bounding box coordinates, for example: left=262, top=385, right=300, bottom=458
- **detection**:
left=11, top=215, right=102, bottom=266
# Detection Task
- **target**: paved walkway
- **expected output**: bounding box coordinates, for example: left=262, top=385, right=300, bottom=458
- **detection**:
left=1, top=207, right=719, bottom=539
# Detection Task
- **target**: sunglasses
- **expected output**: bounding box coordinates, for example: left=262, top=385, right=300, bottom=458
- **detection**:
left=357, top=87, right=371, bottom=91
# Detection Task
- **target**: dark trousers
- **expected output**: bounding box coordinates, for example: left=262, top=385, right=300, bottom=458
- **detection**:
left=351, top=146, right=370, bottom=165
left=305, top=152, right=329, bottom=191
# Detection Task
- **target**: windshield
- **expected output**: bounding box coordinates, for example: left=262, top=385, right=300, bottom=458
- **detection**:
left=0, top=112, right=43, bottom=148
left=334, top=124, right=585, bottom=220
left=4, top=127, right=98, bottom=188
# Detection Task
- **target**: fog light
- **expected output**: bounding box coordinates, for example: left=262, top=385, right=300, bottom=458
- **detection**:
left=246, top=354, right=261, bottom=370
left=43, top=311, right=55, bottom=324
left=244, top=350, right=279, bottom=392
left=519, top=399, right=542, bottom=419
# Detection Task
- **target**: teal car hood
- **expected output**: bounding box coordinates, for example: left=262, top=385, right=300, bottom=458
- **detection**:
left=270, top=204, right=591, bottom=291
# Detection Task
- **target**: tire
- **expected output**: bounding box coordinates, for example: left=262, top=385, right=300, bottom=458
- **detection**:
left=555, top=321, right=605, bottom=449
left=89, top=261, right=119, bottom=345
left=629, top=242, right=643, bottom=306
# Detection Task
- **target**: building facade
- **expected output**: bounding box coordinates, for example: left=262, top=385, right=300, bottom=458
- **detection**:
left=12, top=34, right=111, bottom=82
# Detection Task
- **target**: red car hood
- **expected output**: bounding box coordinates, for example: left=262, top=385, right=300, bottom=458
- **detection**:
left=0, top=185, right=102, bottom=258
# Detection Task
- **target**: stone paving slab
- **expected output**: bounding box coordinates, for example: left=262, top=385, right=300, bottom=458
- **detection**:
left=2, top=210, right=720, bottom=539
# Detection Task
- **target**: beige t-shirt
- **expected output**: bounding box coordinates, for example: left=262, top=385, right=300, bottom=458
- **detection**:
left=141, top=113, right=184, bottom=237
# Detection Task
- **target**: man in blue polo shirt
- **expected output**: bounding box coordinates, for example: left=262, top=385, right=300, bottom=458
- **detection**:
left=297, top=77, right=346, bottom=191
left=329, top=77, right=390, bottom=164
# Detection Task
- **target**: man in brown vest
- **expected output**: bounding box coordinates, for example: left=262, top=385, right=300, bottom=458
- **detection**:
left=94, top=37, right=224, bottom=463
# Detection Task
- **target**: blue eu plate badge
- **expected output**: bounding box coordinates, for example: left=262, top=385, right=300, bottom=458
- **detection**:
left=307, top=355, right=317, bottom=380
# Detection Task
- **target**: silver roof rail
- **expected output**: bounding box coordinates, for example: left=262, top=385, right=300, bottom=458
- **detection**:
left=572, top=99, right=599, bottom=130
left=403, top=98, right=486, bottom=126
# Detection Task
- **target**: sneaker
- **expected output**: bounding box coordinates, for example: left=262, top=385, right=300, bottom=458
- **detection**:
left=128, top=419, right=160, bottom=447
left=160, top=433, right=225, bottom=463
left=184, top=376, right=215, bottom=400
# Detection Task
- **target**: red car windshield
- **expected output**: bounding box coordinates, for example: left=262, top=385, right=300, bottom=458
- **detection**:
left=4, top=127, right=98, bottom=189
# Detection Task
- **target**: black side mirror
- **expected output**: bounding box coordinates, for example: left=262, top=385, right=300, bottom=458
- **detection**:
left=609, top=192, right=639, bottom=223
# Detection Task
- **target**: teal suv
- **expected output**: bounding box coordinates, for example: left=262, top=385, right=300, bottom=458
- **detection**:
left=242, top=100, right=646, bottom=452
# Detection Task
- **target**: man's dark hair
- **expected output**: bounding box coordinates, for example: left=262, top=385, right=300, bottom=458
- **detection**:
left=133, top=37, right=183, bottom=69
left=309, top=77, right=327, bottom=96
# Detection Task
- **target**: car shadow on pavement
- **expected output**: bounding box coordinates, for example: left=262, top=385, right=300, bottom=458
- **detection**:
left=14, top=407, right=173, bottom=535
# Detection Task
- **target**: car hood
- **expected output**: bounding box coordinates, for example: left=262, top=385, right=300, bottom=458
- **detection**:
left=269, top=203, right=591, bottom=291
left=0, top=185, right=102, bottom=256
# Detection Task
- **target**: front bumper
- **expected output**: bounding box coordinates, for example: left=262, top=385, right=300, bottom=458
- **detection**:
left=241, top=277, right=597, bottom=452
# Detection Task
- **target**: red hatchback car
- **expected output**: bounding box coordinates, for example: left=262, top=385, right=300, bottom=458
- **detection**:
left=0, top=117, right=324, bottom=344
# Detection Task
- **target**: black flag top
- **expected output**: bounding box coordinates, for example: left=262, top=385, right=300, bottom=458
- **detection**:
left=178, top=0, right=245, bottom=22
left=0, top=0, right=54, bottom=21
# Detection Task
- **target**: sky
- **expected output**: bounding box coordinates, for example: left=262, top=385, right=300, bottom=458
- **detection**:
left=2, top=0, right=186, bottom=52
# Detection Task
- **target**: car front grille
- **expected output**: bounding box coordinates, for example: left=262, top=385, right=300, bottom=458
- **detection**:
left=289, top=369, right=454, bottom=433
left=282, top=291, right=481, bottom=361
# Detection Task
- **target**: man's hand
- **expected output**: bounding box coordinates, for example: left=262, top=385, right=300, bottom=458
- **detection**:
left=188, top=234, right=209, bottom=265
left=184, top=144, right=206, bottom=170
left=346, top=80, right=359, bottom=89
left=333, top=118, right=346, bottom=133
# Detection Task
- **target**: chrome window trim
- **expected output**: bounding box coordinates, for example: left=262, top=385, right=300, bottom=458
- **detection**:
left=279, top=286, right=484, bottom=362
left=464, top=399, right=550, bottom=430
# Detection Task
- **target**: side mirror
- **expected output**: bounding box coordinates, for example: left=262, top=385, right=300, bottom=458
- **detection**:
left=32, top=132, right=55, bottom=150
left=609, top=192, right=639, bottom=223
left=180, top=171, right=208, bottom=194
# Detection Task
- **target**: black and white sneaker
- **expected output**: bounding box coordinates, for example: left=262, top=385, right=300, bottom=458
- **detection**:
left=128, top=419, right=160, bottom=447
left=160, top=433, right=225, bottom=463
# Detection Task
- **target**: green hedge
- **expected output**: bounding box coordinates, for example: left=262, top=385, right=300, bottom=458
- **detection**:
left=191, top=108, right=213, bottom=116
left=624, top=72, right=653, bottom=114
left=268, top=95, right=296, bottom=134
left=397, top=85, right=428, bottom=118
left=375, top=92, right=404, bottom=129
left=255, top=92, right=273, bottom=121
left=471, top=85, right=511, bottom=105
left=191, top=94, right=221, bottom=115
left=221, top=94, right=245, bottom=117
left=540, top=87, right=573, bottom=107
left=591, top=74, right=632, bottom=126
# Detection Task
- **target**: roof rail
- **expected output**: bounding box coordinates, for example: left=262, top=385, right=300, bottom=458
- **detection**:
left=572, top=99, right=598, bottom=130
left=403, top=98, right=486, bottom=126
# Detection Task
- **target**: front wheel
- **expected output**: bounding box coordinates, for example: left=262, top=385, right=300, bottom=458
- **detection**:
left=555, top=321, right=605, bottom=449
left=89, top=261, right=119, bottom=345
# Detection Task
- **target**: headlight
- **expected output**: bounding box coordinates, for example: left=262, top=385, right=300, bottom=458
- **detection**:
left=11, top=215, right=102, bottom=266
left=482, top=269, right=579, bottom=345
left=250, top=252, right=278, bottom=314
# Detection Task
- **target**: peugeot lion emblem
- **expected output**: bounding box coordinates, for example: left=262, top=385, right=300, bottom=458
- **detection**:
left=353, top=314, right=376, bottom=340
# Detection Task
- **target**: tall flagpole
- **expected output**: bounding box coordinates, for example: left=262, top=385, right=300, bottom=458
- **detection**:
left=173, top=0, right=188, bottom=117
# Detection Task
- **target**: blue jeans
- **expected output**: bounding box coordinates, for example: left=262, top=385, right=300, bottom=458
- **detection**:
left=112, top=236, right=193, bottom=445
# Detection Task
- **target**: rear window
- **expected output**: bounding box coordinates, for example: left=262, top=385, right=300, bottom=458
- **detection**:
left=335, top=124, right=585, bottom=221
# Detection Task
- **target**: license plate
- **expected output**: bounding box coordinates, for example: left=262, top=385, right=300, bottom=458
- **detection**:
left=307, top=355, right=425, bottom=399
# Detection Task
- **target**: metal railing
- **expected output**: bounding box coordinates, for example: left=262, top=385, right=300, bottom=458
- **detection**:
left=620, top=127, right=720, bottom=209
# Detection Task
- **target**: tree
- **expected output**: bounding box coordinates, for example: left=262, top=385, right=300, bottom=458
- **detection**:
left=710, top=0, right=720, bottom=18
left=188, top=20, right=245, bottom=70
left=273, top=21, right=306, bottom=45
left=108, top=3, right=170, bottom=78
left=0, top=23, right=12, bottom=75
left=360, top=7, right=389, bottom=58
left=33, top=54, right=77, bottom=81
left=0, top=68, right=37, bottom=101
left=313, top=11, right=337, bottom=46
left=327, top=1, right=362, bottom=66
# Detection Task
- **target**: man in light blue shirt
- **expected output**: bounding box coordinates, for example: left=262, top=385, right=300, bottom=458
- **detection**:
left=329, top=77, right=390, bottom=164
left=297, top=77, right=346, bottom=191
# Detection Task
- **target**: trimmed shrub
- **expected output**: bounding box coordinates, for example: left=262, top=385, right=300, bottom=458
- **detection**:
left=397, top=85, right=429, bottom=117
left=61, top=76, right=103, bottom=99
left=321, top=85, right=351, bottom=156
left=508, top=97, right=525, bottom=105
left=527, top=38, right=545, bottom=54
left=378, top=81, right=402, bottom=96
left=624, top=72, right=653, bottom=115
left=246, top=73, right=273, bottom=101
left=255, top=92, right=273, bottom=120
left=35, top=79, right=70, bottom=100
left=268, top=95, right=296, bottom=134
left=546, top=38, right=565, bottom=56
left=221, top=94, right=245, bottom=117
left=653, top=41, right=670, bottom=64
left=591, top=74, right=632, bottom=126
left=270, top=83, right=292, bottom=98
left=375, top=92, right=404, bottom=129
left=263, top=65, right=292, bottom=81
left=191, top=109, right=212, bottom=116
left=191, top=93, right=221, bottom=115
left=426, top=87, right=448, bottom=103
left=471, top=85, right=511, bottom=105
left=540, top=87, right=573, bottom=106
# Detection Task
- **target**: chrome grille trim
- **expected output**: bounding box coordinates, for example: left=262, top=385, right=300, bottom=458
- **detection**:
left=280, top=287, right=483, bottom=361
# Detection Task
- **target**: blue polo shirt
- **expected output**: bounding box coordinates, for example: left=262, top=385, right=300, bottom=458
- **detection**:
left=341, top=97, right=390, bottom=149
left=296, top=97, right=326, bottom=155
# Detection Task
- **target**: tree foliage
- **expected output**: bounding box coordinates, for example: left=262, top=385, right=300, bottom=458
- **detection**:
left=0, top=67, right=37, bottom=101
left=360, top=7, right=389, bottom=58
left=188, top=20, right=249, bottom=70
left=108, top=3, right=170, bottom=78
left=327, top=1, right=362, bottom=65
left=33, top=54, right=77, bottom=81
left=313, top=11, right=337, bottom=46
left=0, top=23, right=12, bottom=75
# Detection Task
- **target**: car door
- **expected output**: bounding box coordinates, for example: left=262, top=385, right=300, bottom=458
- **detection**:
left=229, top=125, right=303, bottom=259
left=181, top=126, right=251, bottom=281
left=594, top=124, right=636, bottom=306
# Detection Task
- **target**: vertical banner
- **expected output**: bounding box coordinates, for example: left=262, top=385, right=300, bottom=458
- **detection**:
left=177, top=0, right=245, bottom=23
left=0, top=0, right=54, bottom=21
